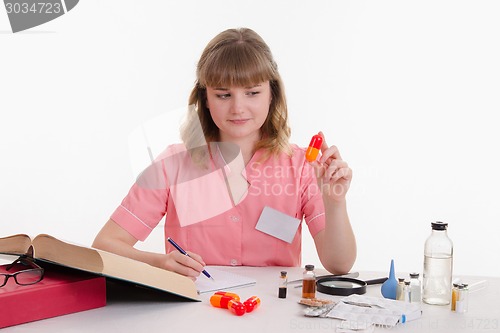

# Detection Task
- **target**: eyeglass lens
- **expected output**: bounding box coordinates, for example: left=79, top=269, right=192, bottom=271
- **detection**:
left=15, top=269, right=44, bottom=285
left=1, top=269, right=43, bottom=287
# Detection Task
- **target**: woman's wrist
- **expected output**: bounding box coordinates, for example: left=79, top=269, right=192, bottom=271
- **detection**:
left=323, top=197, right=347, bottom=212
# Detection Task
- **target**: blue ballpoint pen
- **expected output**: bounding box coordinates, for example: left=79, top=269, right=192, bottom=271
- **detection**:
left=167, top=237, right=215, bottom=281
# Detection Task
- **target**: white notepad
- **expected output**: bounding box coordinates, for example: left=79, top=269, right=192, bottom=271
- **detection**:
left=195, top=267, right=256, bottom=294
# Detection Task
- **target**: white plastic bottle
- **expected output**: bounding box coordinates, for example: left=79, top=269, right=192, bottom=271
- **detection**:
left=422, top=221, right=453, bottom=305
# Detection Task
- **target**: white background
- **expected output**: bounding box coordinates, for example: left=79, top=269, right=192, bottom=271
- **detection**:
left=1, top=1, right=499, bottom=277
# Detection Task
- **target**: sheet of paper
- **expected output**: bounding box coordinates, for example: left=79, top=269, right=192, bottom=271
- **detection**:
left=195, top=267, right=256, bottom=294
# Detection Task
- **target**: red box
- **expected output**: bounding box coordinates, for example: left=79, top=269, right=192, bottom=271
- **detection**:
left=0, top=264, right=106, bottom=328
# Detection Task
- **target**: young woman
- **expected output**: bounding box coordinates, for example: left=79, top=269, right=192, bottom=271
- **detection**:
left=93, top=28, right=356, bottom=280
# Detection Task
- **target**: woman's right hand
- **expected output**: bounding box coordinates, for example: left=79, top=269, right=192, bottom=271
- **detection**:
left=159, top=250, right=206, bottom=281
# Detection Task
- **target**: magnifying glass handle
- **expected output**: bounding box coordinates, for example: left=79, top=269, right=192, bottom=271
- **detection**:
left=365, top=277, right=388, bottom=285
left=288, top=272, right=360, bottom=284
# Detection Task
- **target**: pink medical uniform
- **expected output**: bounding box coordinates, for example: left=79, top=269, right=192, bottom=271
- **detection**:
left=110, top=143, right=326, bottom=267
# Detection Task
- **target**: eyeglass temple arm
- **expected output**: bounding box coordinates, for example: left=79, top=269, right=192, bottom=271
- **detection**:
left=5, top=255, right=31, bottom=271
left=5, top=246, right=36, bottom=272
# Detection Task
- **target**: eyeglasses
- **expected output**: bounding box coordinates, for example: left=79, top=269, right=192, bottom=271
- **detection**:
left=0, top=255, right=44, bottom=287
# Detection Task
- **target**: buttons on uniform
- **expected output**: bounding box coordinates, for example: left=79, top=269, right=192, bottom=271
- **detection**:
left=226, top=213, right=240, bottom=266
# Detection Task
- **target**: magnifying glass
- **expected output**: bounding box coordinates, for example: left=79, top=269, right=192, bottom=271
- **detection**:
left=316, top=276, right=388, bottom=296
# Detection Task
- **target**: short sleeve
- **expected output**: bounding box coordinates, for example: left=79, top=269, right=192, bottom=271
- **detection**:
left=111, top=183, right=169, bottom=241
left=110, top=148, right=174, bottom=241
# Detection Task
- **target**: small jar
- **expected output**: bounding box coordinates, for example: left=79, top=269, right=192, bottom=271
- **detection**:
left=302, top=264, right=316, bottom=299
left=278, top=271, right=287, bottom=299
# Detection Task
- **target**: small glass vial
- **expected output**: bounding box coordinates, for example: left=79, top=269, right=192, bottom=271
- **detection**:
left=409, top=273, right=421, bottom=303
left=460, top=284, right=469, bottom=313
left=396, top=278, right=405, bottom=300
left=453, top=284, right=468, bottom=313
left=278, top=271, right=288, bottom=299
left=404, top=280, right=411, bottom=303
left=302, top=264, right=316, bottom=299
left=451, top=283, right=459, bottom=311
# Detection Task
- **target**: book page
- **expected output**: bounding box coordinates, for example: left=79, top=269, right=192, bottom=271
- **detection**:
left=32, top=234, right=105, bottom=273
left=0, top=234, right=32, bottom=255
left=195, top=267, right=256, bottom=294
left=99, top=250, right=199, bottom=300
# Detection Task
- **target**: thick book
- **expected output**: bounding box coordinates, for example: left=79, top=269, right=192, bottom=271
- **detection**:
left=0, top=263, right=106, bottom=328
left=0, top=233, right=199, bottom=301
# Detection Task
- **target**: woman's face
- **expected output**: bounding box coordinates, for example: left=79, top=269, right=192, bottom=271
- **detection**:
left=206, top=81, right=271, bottom=144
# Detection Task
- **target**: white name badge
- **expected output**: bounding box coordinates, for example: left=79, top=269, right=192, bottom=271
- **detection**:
left=255, top=206, right=301, bottom=243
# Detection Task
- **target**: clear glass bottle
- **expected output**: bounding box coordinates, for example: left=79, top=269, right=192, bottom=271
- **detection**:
left=278, top=271, right=287, bottom=298
left=409, top=272, right=421, bottom=303
left=302, top=264, right=316, bottom=299
left=423, top=221, right=453, bottom=305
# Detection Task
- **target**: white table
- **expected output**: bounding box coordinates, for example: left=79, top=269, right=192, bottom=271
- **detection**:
left=3, top=267, right=499, bottom=332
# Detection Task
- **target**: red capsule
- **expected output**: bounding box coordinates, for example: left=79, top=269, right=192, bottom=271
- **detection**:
left=228, top=299, right=246, bottom=316
left=305, top=134, right=323, bottom=162
left=210, top=295, right=236, bottom=309
left=214, top=291, right=240, bottom=301
left=243, top=296, right=261, bottom=313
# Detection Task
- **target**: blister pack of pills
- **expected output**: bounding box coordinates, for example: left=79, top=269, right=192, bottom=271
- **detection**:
left=303, top=303, right=337, bottom=317
left=325, top=294, right=422, bottom=327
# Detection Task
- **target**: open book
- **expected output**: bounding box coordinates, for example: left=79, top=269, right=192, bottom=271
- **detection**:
left=0, top=234, right=199, bottom=301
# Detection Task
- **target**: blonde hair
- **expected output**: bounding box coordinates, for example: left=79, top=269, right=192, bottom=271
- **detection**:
left=180, top=28, right=291, bottom=164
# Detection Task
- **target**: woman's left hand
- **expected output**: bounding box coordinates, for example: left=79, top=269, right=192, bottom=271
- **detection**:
left=311, top=131, right=352, bottom=202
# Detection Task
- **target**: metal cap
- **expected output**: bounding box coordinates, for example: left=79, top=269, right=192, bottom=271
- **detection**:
left=431, top=221, right=448, bottom=230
